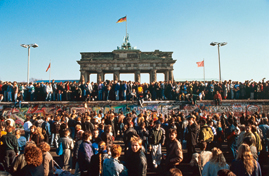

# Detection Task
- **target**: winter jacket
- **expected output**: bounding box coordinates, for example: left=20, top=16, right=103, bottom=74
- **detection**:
left=78, top=140, right=94, bottom=172
left=103, top=157, right=128, bottom=176
left=166, top=139, right=183, bottom=167
left=0, top=132, right=19, bottom=153
left=42, top=151, right=54, bottom=176
left=186, top=123, right=198, bottom=146
left=126, top=149, right=147, bottom=176
left=101, top=132, right=113, bottom=150
left=149, top=127, right=164, bottom=145
left=202, top=161, right=229, bottom=176
left=230, top=159, right=262, bottom=176
left=12, top=154, right=27, bottom=174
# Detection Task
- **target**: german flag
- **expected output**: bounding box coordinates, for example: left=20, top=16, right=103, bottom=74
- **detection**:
left=116, top=16, right=127, bottom=23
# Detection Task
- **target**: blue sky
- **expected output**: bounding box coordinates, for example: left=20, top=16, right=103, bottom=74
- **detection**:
left=0, top=0, right=268, bottom=83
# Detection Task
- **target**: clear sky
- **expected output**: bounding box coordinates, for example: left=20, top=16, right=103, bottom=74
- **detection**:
left=0, top=0, right=268, bottom=83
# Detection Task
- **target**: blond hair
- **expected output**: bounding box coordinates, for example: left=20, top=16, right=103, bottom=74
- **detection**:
left=210, top=148, right=227, bottom=167
left=130, top=136, right=142, bottom=146
left=236, top=144, right=257, bottom=175
left=36, top=127, right=44, bottom=140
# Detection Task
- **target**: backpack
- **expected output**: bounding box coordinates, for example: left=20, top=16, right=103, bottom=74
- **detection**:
left=201, top=126, right=214, bottom=143
left=137, top=86, right=143, bottom=94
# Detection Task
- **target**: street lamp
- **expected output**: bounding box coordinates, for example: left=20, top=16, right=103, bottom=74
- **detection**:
left=20, top=43, right=39, bottom=85
left=210, top=42, right=227, bottom=82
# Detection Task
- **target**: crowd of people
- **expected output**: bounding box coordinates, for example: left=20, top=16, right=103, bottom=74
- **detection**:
left=0, top=79, right=269, bottom=103
left=0, top=107, right=268, bottom=176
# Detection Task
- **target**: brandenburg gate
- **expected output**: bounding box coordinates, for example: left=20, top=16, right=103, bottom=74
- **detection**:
left=77, top=37, right=177, bottom=83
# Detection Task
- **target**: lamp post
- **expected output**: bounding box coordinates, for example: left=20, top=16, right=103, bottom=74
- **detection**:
left=20, top=43, right=38, bottom=85
left=210, top=42, right=227, bottom=82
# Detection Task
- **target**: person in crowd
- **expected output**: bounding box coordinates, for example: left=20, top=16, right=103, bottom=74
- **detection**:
left=68, top=114, right=77, bottom=139
left=230, top=143, right=262, bottom=176
left=0, top=126, right=19, bottom=172
left=202, top=148, right=229, bottom=176
left=149, top=120, right=165, bottom=169
left=30, top=126, right=44, bottom=146
left=126, top=136, right=147, bottom=176
left=58, top=129, right=74, bottom=171
left=91, top=141, right=110, bottom=176
left=51, top=116, right=61, bottom=148
left=42, top=116, right=51, bottom=139
left=225, top=118, right=237, bottom=159
left=73, top=130, right=84, bottom=176
left=15, top=129, right=27, bottom=154
left=190, top=142, right=212, bottom=175
left=78, top=131, right=94, bottom=176
left=5, top=116, right=15, bottom=127
left=101, top=124, right=114, bottom=154
left=38, top=142, right=54, bottom=176
left=103, top=144, right=128, bottom=176
left=251, top=125, right=262, bottom=157
left=18, top=145, right=44, bottom=176
left=165, top=129, right=183, bottom=171
left=243, top=136, right=258, bottom=160
left=11, top=141, right=36, bottom=175
left=259, top=118, right=269, bottom=152
left=199, top=119, right=214, bottom=151
left=137, top=122, right=149, bottom=153
left=186, top=115, right=199, bottom=161
left=237, top=124, right=256, bottom=149
left=91, top=128, right=102, bottom=145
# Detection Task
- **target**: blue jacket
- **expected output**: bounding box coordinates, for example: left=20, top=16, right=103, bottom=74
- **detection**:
left=42, top=121, right=51, bottom=136
left=121, top=84, right=127, bottom=91
left=103, top=157, right=128, bottom=176
left=7, top=85, right=13, bottom=92
left=114, top=83, right=120, bottom=91
left=78, top=141, right=94, bottom=172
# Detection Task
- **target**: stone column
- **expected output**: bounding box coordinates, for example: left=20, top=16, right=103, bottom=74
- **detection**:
left=135, top=70, right=141, bottom=83
left=87, top=72, right=90, bottom=83
left=114, top=71, right=120, bottom=81
left=169, top=70, right=174, bottom=82
left=80, top=71, right=84, bottom=82
left=97, top=71, right=104, bottom=83
left=81, top=71, right=88, bottom=83
left=150, top=69, right=157, bottom=83
left=165, top=71, right=169, bottom=82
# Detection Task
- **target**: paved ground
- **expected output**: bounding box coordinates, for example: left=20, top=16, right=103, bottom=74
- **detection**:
left=51, top=137, right=269, bottom=176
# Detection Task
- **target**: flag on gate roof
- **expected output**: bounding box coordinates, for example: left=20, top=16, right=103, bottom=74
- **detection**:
left=46, top=63, right=51, bottom=72
left=116, top=16, right=127, bottom=23
left=196, top=60, right=204, bottom=67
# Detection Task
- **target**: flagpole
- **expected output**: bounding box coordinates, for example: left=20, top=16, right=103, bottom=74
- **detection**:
left=49, top=60, right=51, bottom=83
left=203, top=59, right=205, bottom=83
left=126, top=15, right=127, bottom=46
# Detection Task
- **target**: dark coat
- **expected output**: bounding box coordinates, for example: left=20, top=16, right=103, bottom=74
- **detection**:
left=126, top=149, right=147, bottom=176
left=18, top=164, right=44, bottom=176
left=230, top=159, right=262, bottom=176
left=100, top=132, right=113, bottom=150
left=165, top=139, right=183, bottom=167
left=124, top=127, right=138, bottom=145
left=78, top=141, right=94, bottom=172
left=186, top=122, right=198, bottom=146
left=83, top=121, right=94, bottom=133
left=30, top=133, right=43, bottom=146
left=137, top=127, right=149, bottom=142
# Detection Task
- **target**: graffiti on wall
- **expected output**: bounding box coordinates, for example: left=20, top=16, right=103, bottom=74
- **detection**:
left=0, top=101, right=265, bottom=127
